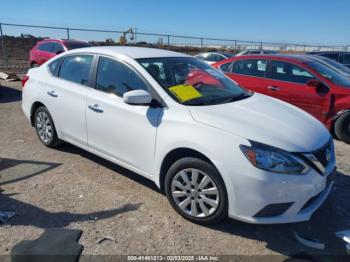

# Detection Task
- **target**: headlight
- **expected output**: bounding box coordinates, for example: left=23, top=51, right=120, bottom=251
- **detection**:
left=240, top=141, right=309, bottom=174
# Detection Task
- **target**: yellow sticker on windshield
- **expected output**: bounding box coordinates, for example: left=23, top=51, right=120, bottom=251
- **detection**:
left=168, top=85, right=202, bottom=102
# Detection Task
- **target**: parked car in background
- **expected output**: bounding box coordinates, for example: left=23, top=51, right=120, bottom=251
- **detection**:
left=29, top=39, right=92, bottom=68
left=214, top=55, right=350, bottom=143
left=306, top=51, right=350, bottom=68
left=195, top=52, right=235, bottom=65
left=22, top=47, right=335, bottom=225
left=236, top=49, right=277, bottom=56
left=306, top=55, right=350, bottom=79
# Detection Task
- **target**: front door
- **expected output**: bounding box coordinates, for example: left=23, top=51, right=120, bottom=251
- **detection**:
left=86, top=56, right=162, bottom=175
left=265, top=60, right=331, bottom=122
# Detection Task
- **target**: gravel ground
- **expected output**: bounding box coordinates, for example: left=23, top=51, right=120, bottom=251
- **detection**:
left=0, top=80, right=350, bottom=261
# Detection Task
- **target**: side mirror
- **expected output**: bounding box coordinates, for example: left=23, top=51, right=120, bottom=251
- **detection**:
left=306, top=79, right=323, bottom=88
left=123, top=90, right=152, bottom=105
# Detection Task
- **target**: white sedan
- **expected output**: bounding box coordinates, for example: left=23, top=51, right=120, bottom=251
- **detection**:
left=22, top=46, right=335, bottom=224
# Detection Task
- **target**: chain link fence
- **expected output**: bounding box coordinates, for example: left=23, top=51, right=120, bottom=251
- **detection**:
left=1, top=22, right=349, bottom=73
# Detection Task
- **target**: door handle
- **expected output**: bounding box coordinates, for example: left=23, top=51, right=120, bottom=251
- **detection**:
left=47, top=90, right=58, bottom=97
left=88, top=104, right=104, bottom=113
left=268, top=86, right=281, bottom=91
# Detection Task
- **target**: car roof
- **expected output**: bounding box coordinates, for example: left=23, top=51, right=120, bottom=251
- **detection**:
left=306, top=51, right=350, bottom=54
left=226, top=54, right=315, bottom=63
left=67, top=46, right=190, bottom=59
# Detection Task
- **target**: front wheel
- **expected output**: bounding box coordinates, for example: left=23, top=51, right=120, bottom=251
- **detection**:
left=34, top=106, right=62, bottom=147
left=334, top=112, right=350, bottom=144
left=165, top=157, right=228, bottom=224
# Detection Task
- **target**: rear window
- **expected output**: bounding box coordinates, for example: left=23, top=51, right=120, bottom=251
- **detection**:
left=37, top=42, right=53, bottom=52
left=64, top=42, right=92, bottom=50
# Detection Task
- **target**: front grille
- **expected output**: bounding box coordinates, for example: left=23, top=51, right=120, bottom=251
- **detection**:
left=313, top=142, right=331, bottom=167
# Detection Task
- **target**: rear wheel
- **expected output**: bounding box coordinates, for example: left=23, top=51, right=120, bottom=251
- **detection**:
left=334, top=112, right=350, bottom=144
left=34, top=106, right=61, bottom=147
left=165, top=157, right=228, bottom=224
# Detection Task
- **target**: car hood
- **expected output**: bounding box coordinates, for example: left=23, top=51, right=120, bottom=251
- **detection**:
left=189, top=93, right=330, bottom=152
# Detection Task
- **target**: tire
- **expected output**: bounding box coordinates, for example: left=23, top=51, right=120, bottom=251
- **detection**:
left=165, top=157, right=228, bottom=224
left=334, top=112, right=350, bottom=144
left=34, top=106, right=62, bottom=147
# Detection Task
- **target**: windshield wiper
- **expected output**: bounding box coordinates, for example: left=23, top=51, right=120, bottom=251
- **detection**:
left=225, top=92, right=253, bottom=103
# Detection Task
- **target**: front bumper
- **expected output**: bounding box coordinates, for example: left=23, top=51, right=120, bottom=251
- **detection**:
left=225, top=161, right=336, bottom=224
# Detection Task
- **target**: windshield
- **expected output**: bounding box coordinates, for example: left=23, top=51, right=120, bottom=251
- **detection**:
left=64, top=42, right=93, bottom=50
left=316, top=56, right=350, bottom=75
left=137, top=57, right=251, bottom=106
left=306, top=61, right=350, bottom=87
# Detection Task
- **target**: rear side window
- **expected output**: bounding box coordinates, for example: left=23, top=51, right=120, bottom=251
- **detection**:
left=95, top=57, right=148, bottom=97
left=232, top=59, right=267, bottom=77
left=48, top=57, right=63, bottom=76
left=59, top=55, right=93, bottom=86
left=268, top=61, right=314, bottom=84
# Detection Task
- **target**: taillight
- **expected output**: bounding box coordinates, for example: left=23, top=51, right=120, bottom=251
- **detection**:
left=21, top=75, right=29, bottom=88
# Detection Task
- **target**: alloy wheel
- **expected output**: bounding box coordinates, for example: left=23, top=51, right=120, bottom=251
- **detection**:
left=36, top=111, right=52, bottom=143
left=170, top=168, right=219, bottom=218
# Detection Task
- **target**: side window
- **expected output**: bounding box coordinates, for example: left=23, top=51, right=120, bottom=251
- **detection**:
left=96, top=57, right=148, bottom=97
left=211, top=54, right=225, bottom=62
left=59, top=55, right=93, bottom=86
left=320, top=53, right=339, bottom=61
left=220, top=62, right=233, bottom=73
left=232, top=59, right=267, bottom=77
left=268, top=61, right=314, bottom=84
left=342, top=54, right=350, bottom=65
left=205, top=54, right=215, bottom=61
left=48, top=57, right=63, bottom=76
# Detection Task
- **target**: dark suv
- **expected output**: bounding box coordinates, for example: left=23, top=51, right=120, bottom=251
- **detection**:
left=29, top=39, right=92, bottom=68
left=306, top=51, right=350, bottom=68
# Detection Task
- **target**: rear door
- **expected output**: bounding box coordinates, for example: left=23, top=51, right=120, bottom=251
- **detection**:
left=265, top=60, right=331, bottom=122
left=224, top=59, right=270, bottom=95
left=43, top=54, right=94, bottom=146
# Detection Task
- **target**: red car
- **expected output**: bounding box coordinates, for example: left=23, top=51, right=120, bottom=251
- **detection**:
left=213, top=55, right=350, bottom=143
left=29, top=39, right=92, bottom=68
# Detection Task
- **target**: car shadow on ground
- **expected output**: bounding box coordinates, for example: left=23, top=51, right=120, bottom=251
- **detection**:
left=0, top=189, right=141, bottom=228
left=0, top=84, right=22, bottom=103
left=54, top=144, right=350, bottom=261
left=0, top=158, right=142, bottom=228
left=55, top=143, right=162, bottom=194
left=0, top=158, right=61, bottom=186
